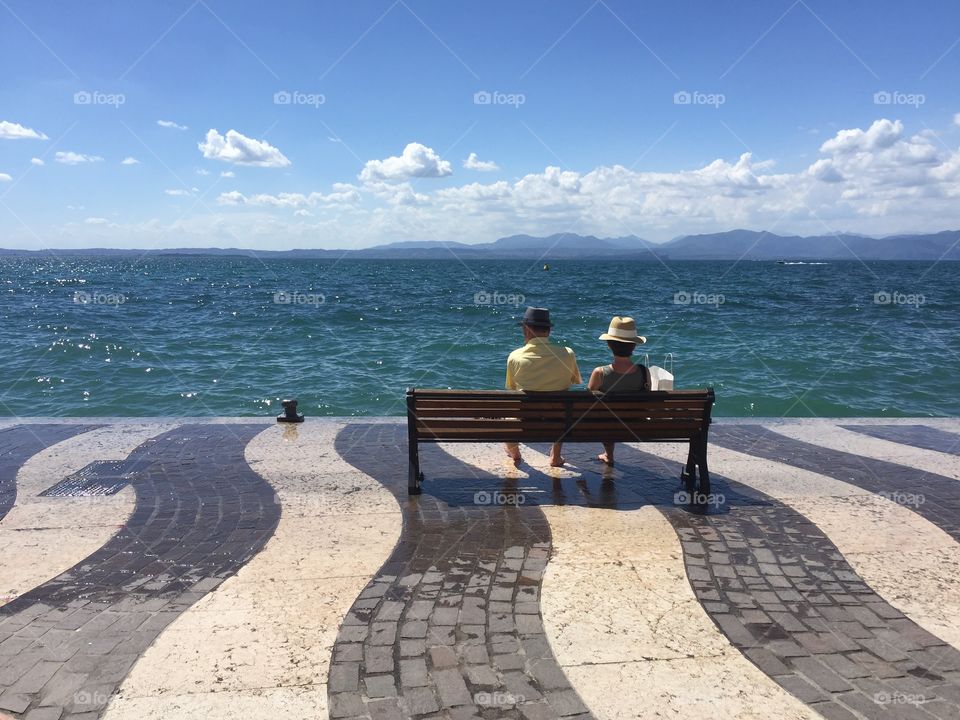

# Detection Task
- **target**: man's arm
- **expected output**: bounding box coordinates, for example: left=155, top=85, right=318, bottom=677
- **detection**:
left=505, top=356, right=517, bottom=390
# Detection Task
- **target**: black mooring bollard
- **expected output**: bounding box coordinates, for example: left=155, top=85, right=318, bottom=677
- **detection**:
left=277, top=398, right=305, bottom=423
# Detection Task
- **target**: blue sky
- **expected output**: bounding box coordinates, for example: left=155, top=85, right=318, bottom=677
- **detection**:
left=2, top=0, right=960, bottom=248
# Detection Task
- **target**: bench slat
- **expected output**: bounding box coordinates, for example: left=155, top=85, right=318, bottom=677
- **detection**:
left=412, top=397, right=711, bottom=408
left=413, top=408, right=706, bottom=420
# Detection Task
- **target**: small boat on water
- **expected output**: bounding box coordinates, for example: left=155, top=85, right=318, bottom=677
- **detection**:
left=543, top=263, right=550, bottom=271
left=776, top=259, right=786, bottom=264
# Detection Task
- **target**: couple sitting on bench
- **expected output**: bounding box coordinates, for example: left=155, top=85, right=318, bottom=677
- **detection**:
left=505, top=306, right=649, bottom=469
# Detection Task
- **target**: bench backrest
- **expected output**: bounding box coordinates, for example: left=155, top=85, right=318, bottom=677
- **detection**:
left=407, top=388, right=715, bottom=443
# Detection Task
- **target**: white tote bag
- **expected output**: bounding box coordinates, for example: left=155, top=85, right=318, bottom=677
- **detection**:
left=647, top=365, right=674, bottom=390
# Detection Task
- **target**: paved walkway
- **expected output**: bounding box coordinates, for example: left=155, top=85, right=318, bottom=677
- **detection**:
left=0, top=418, right=958, bottom=719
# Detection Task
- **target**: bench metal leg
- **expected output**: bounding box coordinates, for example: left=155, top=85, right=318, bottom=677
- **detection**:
left=697, top=433, right=710, bottom=495
left=408, top=444, right=422, bottom=495
left=406, top=391, right=423, bottom=496
left=682, top=443, right=697, bottom=493
left=683, top=445, right=695, bottom=490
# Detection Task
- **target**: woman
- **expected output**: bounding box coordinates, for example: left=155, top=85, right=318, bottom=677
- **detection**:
left=587, top=316, right=651, bottom=466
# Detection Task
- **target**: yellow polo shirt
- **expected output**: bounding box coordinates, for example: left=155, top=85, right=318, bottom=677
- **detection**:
left=505, top=336, right=582, bottom=391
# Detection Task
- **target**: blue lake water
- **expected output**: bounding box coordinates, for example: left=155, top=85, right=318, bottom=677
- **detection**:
left=1, top=256, right=957, bottom=417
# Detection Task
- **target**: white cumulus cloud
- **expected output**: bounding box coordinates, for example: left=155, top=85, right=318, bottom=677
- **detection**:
left=220, top=170, right=235, bottom=178
left=55, top=151, right=104, bottom=165
left=0, top=121, right=48, bottom=140
left=820, top=119, right=902, bottom=154
left=216, top=183, right=360, bottom=208
left=954, top=113, right=960, bottom=128
left=360, top=142, right=452, bottom=183
left=84, top=217, right=109, bottom=224
left=0, top=173, right=11, bottom=182
left=198, top=129, right=290, bottom=168
left=158, top=119, right=188, bottom=130
left=121, top=156, right=140, bottom=165
left=30, top=157, right=45, bottom=166
left=464, top=152, right=499, bottom=172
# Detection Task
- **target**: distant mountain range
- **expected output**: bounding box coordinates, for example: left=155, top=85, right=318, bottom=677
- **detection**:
left=3, top=229, right=959, bottom=261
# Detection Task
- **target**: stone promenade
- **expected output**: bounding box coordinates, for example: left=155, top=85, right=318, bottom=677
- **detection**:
left=1, top=418, right=959, bottom=719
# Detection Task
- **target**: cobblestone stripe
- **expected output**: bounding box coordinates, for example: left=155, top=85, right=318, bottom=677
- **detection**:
left=583, top=442, right=960, bottom=720
left=0, top=424, right=278, bottom=720
left=712, top=425, right=960, bottom=544
left=0, top=425, right=104, bottom=521
left=841, top=425, right=960, bottom=457
left=333, top=424, right=593, bottom=720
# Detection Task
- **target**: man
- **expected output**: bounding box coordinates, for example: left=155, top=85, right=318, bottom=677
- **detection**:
left=505, top=307, right=582, bottom=467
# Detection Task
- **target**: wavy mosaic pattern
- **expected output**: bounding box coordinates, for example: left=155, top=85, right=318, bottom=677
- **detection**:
left=0, top=419, right=958, bottom=720
left=712, top=425, right=960, bottom=542
left=560, top=442, right=960, bottom=720
left=0, top=424, right=278, bottom=719
left=331, top=424, right=592, bottom=720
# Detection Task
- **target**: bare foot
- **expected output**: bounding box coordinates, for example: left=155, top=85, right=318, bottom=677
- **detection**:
left=597, top=452, right=614, bottom=466
left=506, top=448, right=522, bottom=467
left=550, top=456, right=566, bottom=467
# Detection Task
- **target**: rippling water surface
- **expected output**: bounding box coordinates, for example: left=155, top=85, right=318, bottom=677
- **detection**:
left=1, top=256, right=957, bottom=417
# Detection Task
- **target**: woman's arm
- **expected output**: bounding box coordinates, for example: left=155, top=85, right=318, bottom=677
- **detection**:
left=587, top=367, right=603, bottom=391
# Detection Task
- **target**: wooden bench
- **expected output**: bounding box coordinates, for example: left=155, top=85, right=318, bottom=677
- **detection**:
left=405, top=388, right=715, bottom=499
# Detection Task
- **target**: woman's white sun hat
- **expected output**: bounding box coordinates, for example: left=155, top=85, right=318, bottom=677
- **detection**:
left=598, top=316, right=647, bottom=344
